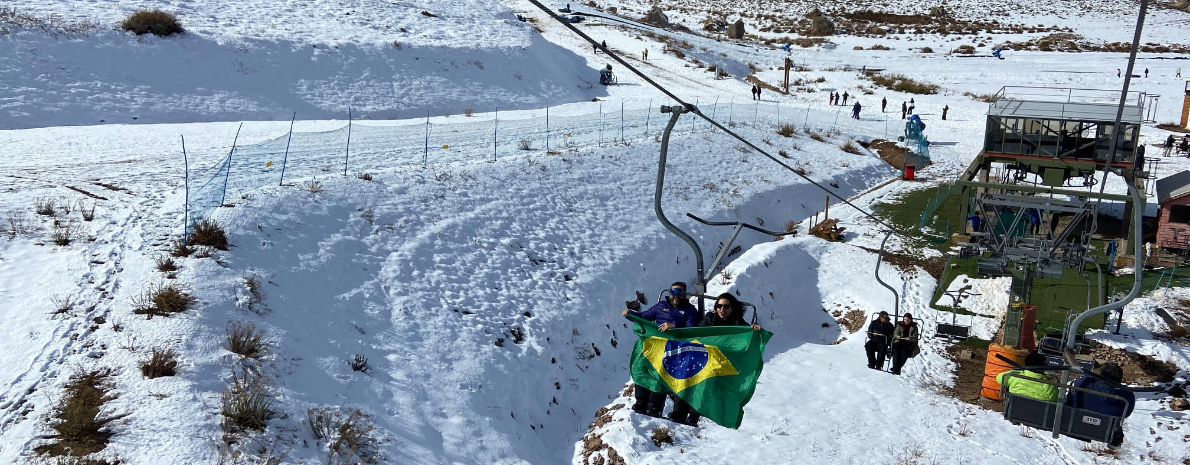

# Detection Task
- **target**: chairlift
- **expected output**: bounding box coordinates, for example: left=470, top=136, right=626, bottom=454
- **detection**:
left=866, top=312, right=894, bottom=370
left=935, top=288, right=975, bottom=343
left=1001, top=372, right=1126, bottom=444
left=649, top=105, right=795, bottom=315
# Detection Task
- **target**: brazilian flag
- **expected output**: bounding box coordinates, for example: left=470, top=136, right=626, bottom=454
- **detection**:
left=626, top=314, right=773, bottom=429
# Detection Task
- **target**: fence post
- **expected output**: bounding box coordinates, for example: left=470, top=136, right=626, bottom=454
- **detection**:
left=598, top=101, right=603, bottom=148
left=493, top=106, right=498, bottom=161
left=423, top=111, right=430, bottom=167
left=620, top=102, right=625, bottom=143
left=710, top=96, right=720, bottom=121
left=220, top=122, right=243, bottom=207
left=181, top=135, right=189, bottom=244
left=690, top=98, right=698, bottom=134
left=753, top=102, right=759, bottom=127
left=804, top=104, right=810, bottom=129
left=728, top=97, right=734, bottom=125
left=343, top=107, right=352, bottom=176
left=776, top=102, right=781, bottom=127
left=546, top=106, right=550, bottom=153
left=645, top=98, right=652, bottom=137
left=279, top=112, right=296, bottom=186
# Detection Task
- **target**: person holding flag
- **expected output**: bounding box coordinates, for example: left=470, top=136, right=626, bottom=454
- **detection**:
left=622, top=282, right=700, bottom=419
left=623, top=288, right=772, bottom=429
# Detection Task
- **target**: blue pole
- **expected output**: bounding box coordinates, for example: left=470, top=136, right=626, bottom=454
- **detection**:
left=493, top=106, right=498, bottom=161
left=220, top=123, right=243, bottom=207
left=343, top=107, right=352, bottom=176
left=279, top=112, right=296, bottom=186
left=423, top=111, right=430, bottom=167
left=181, top=135, right=189, bottom=243
left=598, top=101, right=603, bottom=148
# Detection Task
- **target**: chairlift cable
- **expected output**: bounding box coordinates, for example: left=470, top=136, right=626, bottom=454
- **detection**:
left=525, top=0, right=923, bottom=245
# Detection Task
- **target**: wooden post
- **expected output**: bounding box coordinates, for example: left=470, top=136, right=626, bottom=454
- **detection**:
left=824, top=196, right=830, bottom=220
left=784, top=57, right=791, bottom=93
left=1181, top=81, right=1190, bottom=128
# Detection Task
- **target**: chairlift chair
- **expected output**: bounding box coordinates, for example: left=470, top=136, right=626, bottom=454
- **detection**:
left=867, top=312, right=895, bottom=370
left=1000, top=372, right=1127, bottom=444
left=935, top=289, right=975, bottom=343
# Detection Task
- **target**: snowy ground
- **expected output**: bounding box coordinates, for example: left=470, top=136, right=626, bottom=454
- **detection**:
left=1, top=0, right=1190, bottom=464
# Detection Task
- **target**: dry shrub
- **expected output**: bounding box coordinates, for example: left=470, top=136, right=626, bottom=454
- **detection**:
left=518, top=139, right=533, bottom=151
left=35, top=197, right=56, bottom=216
left=868, top=44, right=891, bottom=50
left=776, top=123, right=798, bottom=137
left=869, top=74, right=940, bottom=94
left=963, top=91, right=996, bottom=102
left=464, top=108, right=475, bottom=117
left=840, top=140, right=863, bottom=154
left=808, top=131, right=826, bottom=142
left=132, top=283, right=197, bottom=318
left=221, top=368, right=273, bottom=432
left=50, top=221, right=75, bottom=246
left=226, top=321, right=265, bottom=358
left=0, top=6, right=103, bottom=37
left=650, top=426, right=674, bottom=447
left=953, top=44, right=975, bottom=54
left=170, top=238, right=192, bottom=257
left=35, top=369, right=125, bottom=457
left=121, top=9, right=184, bottom=36
left=308, top=407, right=378, bottom=463
left=305, top=178, right=324, bottom=193
left=350, top=354, right=369, bottom=373
left=919, top=46, right=934, bottom=53
left=155, top=256, right=177, bottom=273
left=356, top=172, right=373, bottom=181
left=190, top=218, right=228, bottom=250
left=140, top=348, right=179, bottom=378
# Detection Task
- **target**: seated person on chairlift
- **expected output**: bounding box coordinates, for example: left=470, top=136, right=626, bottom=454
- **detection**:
left=889, top=313, right=919, bottom=375
left=865, top=311, right=894, bottom=370
left=622, top=282, right=701, bottom=419
left=650, top=292, right=763, bottom=427
left=1069, top=362, right=1134, bottom=447
left=997, top=351, right=1058, bottom=402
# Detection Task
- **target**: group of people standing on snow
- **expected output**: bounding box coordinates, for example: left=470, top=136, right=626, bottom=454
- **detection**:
left=621, top=282, right=761, bottom=426
left=1163, top=134, right=1190, bottom=157
left=863, top=311, right=919, bottom=375
left=820, top=93, right=948, bottom=122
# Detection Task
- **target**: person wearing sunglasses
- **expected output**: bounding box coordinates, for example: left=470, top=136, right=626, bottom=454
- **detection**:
left=700, top=292, right=762, bottom=331
left=622, top=281, right=700, bottom=418
left=864, top=311, right=894, bottom=370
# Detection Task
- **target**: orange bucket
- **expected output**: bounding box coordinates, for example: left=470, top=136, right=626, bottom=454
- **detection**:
left=980, top=343, right=1026, bottom=400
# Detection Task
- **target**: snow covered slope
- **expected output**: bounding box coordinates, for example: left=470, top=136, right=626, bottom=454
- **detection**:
left=0, top=0, right=599, bottom=129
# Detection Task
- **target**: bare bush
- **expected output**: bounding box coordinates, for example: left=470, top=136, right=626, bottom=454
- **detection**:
left=869, top=74, right=940, bottom=94
left=121, top=9, right=184, bottom=36
left=155, top=256, right=177, bottom=273
left=226, top=321, right=265, bottom=358
left=308, top=407, right=378, bottom=464
left=34, top=369, right=125, bottom=457
left=356, top=172, right=373, bottom=181
left=840, top=140, right=863, bottom=154
left=34, top=197, right=56, bottom=216
left=305, top=178, right=324, bottom=193
left=78, top=200, right=96, bottom=221
left=132, top=283, right=197, bottom=318
left=221, top=368, right=273, bottom=432
left=518, top=139, right=533, bottom=151
left=140, top=347, right=179, bottom=378
left=170, top=238, right=192, bottom=257
left=190, top=219, right=228, bottom=250
left=50, top=221, right=75, bottom=246
left=464, top=108, right=475, bottom=117
left=776, top=123, right=798, bottom=137
left=650, top=426, right=674, bottom=447
left=0, top=7, right=103, bottom=37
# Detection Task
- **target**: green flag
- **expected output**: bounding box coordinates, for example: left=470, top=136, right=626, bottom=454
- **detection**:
left=626, top=314, right=773, bottom=429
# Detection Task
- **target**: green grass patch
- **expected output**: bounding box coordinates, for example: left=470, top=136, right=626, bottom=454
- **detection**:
left=956, top=336, right=992, bottom=349
left=873, top=184, right=963, bottom=247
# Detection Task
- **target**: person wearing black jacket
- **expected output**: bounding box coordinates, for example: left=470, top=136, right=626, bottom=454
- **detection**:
left=890, top=313, right=920, bottom=375
left=663, top=292, right=762, bottom=427
left=864, top=311, right=894, bottom=370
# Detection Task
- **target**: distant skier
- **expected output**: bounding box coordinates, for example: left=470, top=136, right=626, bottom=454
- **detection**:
left=1117, top=68, right=1121, bottom=78
left=1178, top=68, right=1183, bottom=78
left=842, top=91, right=849, bottom=105
left=1144, top=68, right=1149, bottom=78
left=881, top=97, right=887, bottom=113
left=942, top=105, right=949, bottom=121
left=901, top=101, right=907, bottom=120
left=642, top=49, right=648, bottom=60
left=1165, top=135, right=1175, bottom=157
left=991, top=47, right=1003, bottom=59
left=908, top=98, right=915, bottom=115
left=756, top=85, right=762, bottom=101
left=828, top=92, right=833, bottom=106
left=852, top=101, right=861, bottom=120
left=751, top=85, right=758, bottom=101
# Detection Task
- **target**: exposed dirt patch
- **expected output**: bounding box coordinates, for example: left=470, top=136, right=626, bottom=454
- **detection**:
left=857, top=246, right=946, bottom=280
left=745, top=74, right=787, bottom=95
left=579, top=391, right=628, bottom=465
left=65, top=185, right=107, bottom=200
left=1088, top=344, right=1180, bottom=386
left=869, top=139, right=914, bottom=170
left=944, top=345, right=1005, bottom=413
left=838, top=309, right=866, bottom=333
left=1156, top=124, right=1190, bottom=134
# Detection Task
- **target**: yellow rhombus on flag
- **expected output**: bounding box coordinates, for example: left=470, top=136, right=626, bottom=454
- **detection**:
left=641, top=336, right=738, bottom=393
